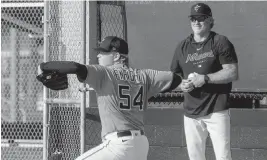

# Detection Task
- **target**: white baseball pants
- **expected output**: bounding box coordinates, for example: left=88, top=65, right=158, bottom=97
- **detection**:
left=184, top=110, right=232, bottom=160
left=75, top=130, right=149, bottom=160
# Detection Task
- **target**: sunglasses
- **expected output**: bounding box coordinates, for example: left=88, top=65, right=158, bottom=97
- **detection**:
left=190, top=16, right=209, bottom=22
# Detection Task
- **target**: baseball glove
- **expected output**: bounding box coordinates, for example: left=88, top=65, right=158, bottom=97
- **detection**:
left=36, top=71, right=68, bottom=90
left=36, top=61, right=85, bottom=90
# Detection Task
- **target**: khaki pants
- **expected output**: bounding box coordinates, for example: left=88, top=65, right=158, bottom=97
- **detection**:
left=75, top=130, right=149, bottom=160
left=184, top=110, right=232, bottom=160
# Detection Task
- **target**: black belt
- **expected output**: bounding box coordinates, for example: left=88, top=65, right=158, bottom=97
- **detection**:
left=117, top=130, right=144, bottom=138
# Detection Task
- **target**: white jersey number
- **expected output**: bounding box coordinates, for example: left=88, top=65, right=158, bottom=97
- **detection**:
left=118, top=85, right=144, bottom=111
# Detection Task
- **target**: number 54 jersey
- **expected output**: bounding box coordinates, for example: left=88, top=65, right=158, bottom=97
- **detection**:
left=84, top=64, right=173, bottom=138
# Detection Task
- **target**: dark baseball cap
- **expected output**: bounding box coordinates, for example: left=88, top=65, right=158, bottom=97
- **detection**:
left=94, top=36, right=129, bottom=55
left=189, top=3, right=212, bottom=17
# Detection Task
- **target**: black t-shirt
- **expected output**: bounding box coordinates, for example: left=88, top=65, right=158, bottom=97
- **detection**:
left=170, top=31, right=238, bottom=118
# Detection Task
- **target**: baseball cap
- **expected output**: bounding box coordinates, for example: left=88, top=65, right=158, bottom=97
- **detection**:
left=189, top=3, right=212, bottom=17
left=94, top=36, right=129, bottom=55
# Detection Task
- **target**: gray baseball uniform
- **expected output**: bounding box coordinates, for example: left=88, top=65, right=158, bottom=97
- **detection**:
left=75, top=63, right=173, bottom=160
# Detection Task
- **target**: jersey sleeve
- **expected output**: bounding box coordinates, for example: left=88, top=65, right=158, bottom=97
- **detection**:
left=144, top=69, right=173, bottom=98
left=83, top=65, right=108, bottom=90
left=217, top=37, right=238, bottom=64
left=170, top=43, right=184, bottom=78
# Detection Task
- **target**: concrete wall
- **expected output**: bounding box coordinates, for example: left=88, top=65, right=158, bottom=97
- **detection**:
left=85, top=108, right=267, bottom=160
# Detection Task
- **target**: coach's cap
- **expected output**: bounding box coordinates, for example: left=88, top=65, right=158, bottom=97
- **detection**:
left=189, top=3, right=212, bottom=17
left=94, top=36, right=129, bottom=55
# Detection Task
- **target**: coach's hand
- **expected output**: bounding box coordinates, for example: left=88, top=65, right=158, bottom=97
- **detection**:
left=180, top=79, right=194, bottom=92
left=190, top=73, right=205, bottom=88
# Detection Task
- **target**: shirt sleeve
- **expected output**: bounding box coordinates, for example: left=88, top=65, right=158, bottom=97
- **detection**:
left=144, top=69, right=173, bottom=98
left=217, top=37, right=238, bottom=64
left=170, top=43, right=184, bottom=78
left=83, top=65, right=107, bottom=90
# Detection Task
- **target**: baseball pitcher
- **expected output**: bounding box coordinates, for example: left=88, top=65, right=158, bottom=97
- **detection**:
left=37, top=36, right=182, bottom=160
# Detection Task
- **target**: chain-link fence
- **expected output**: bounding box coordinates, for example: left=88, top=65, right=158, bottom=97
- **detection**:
left=97, top=1, right=126, bottom=41
left=45, top=1, right=85, bottom=160
left=44, top=1, right=128, bottom=159
left=1, top=1, right=128, bottom=160
left=1, top=1, right=44, bottom=160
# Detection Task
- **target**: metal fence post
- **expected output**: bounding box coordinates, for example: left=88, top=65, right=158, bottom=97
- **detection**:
left=43, top=1, right=49, bottom=160
left=80, top=0, right=87, bottom=155
left=10, top=28, right=19, bottom=122
left=121, top=2, right=127, bottom=41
